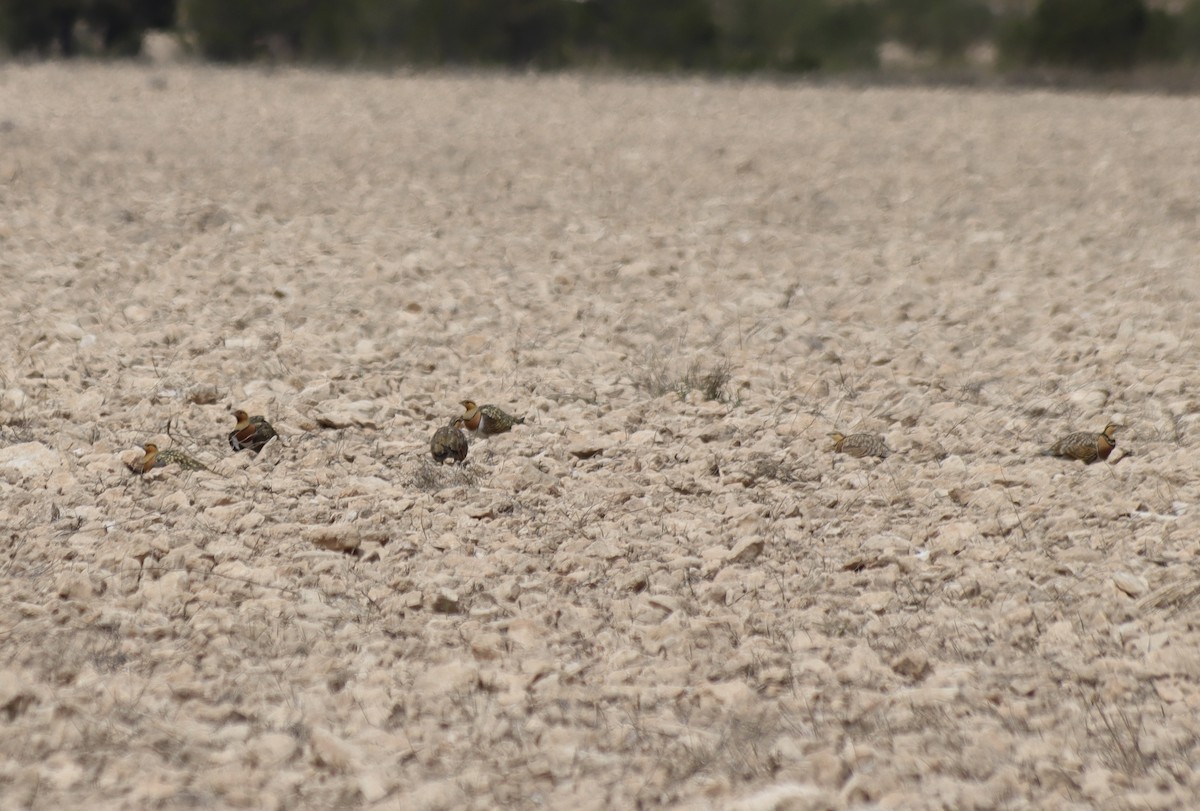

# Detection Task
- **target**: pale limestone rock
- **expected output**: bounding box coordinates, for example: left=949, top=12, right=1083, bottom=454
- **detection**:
left=1113, top=571, right=1148, bottom=598
left=250, top=733, right=298, bottom=767
left=414, top=662, right=478, bottom=696
left=933, top=521, right=980, bottom=554
left=305, top=524, right=360, bottom=552
left=309, top=728, right=357, bottom=772
left=0, top=442, right=60, bottom=477
left=727, top=782, right=840, bottom=811
left=728, top=536, right=765, bottom=564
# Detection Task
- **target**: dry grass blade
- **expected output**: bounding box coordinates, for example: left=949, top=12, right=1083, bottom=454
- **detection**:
left=1136, top=574, right=1200, bottom=613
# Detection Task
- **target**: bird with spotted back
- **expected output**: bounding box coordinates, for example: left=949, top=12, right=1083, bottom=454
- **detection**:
left=1044, top=423, right=1118, bottom=464
left=228, top=409, right=277, bottom=454
left=430, top=418, right=469, bottom=464
left=459, top=400, right=525, bottom=439
left=829, top=431, right=891, bottom=459
left=134, top=443, right=215, bottom=475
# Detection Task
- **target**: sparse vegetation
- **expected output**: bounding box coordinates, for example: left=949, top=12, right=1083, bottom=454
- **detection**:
left=1014, top=0, right=1150, bottom=71
left=6, top=0, right=1200, bottom=83
left=0, top=0, right=176, bottom=56
left=634, top=352, right=739, bottom=405
left=407, top=459, right=483, bottom=492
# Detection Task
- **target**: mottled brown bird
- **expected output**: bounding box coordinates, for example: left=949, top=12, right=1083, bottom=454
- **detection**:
left=430, top=418, right=469, bottom=464
left=829, top=431, right=891, bottom=459
left=136, top=443, right=214, bottom=474
left=228, top=409, right=278, bottom=454
left=1044, top=423, right=1118, bottom=464
left=460, top=400, right=525, bottom=439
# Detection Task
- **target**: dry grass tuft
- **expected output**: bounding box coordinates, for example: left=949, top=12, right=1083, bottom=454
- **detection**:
left=635, top=352, right=738, bottom=404
left=407, top=459, right=484, bottom=492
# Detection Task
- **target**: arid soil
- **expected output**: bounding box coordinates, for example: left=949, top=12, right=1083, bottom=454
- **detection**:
left=2, top=63, right=1200, bottom=810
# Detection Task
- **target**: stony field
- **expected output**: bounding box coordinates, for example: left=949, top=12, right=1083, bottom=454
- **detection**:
left=2, top=62, right=1200, bottom=810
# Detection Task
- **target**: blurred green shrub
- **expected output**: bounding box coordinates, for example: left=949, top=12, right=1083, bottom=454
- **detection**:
left=882, top=0, right=993, bottom=60
left=180, top=0, right=369, bottom=61
left=0, top=0, right=174, bottom=55
left=403, top=0, right=576, bottom=67
left=180, top=0, right=881, bottom=71
left=1138, top=8, right=1182, bottom=63
left=573, top=0, right=718, bottom=69
left=1022, top=0, right=1149, bottom=70
left=1183, top=1, right=1200, bottom=61
left=715, top=0, right=881, bottom=73
left=4, top=0, right=1196, bottom=76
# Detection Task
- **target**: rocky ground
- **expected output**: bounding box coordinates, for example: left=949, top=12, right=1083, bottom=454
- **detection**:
left=2, top=63, right=1200, bottom=810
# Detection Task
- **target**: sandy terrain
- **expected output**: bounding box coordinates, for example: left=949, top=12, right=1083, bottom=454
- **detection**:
left=1, top=62, right=1200, bottom=809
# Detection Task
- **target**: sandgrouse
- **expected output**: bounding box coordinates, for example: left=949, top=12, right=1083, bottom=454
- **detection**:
left=829, top=431, right=891, bottom=459
left=1044, top=423, right=1118, bottom=464
left=430, top=418, right=470, bottom=464
left=459, top=400, right=525, bottom=439
left=228, top=409, right=278, bottom=454
left=136, top=443, right=213, bottom=474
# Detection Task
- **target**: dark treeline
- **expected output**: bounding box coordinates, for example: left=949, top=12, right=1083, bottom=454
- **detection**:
left=3, top=0, right=1200, bottom=74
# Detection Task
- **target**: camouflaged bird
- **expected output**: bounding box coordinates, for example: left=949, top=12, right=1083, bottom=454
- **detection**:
left=135, top=443, right=214, bottom=474
left=829, top=431, right=891, bottom=459
left=459, top=400, right=525, bottom=439
left=1044, top=423, right=1118, bottom=464
left=430, top=418, right=469, bottom=464
left=228, top=409, right=278, bottom=454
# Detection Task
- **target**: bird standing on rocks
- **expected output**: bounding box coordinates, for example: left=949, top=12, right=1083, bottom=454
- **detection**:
left=1044, top=423, right=1118, bottom=464
left=135, top=443, right=214, bottom=474
left=459, top=400, right=525, bottom=439
left=430, top=418, right=469, bottom=464
left=228, top=409, right=278, bottom=454
left=829, top=431, right=891, bottom=459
